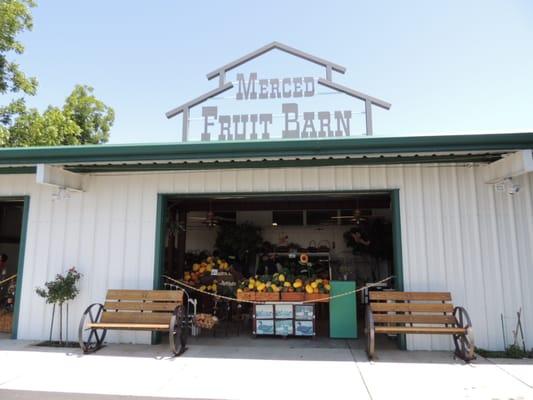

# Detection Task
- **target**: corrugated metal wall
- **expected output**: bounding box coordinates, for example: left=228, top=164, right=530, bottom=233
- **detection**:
left=1, top=164, right=532, bottom=350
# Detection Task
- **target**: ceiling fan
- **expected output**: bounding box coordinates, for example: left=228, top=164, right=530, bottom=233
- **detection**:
left=331, top=207, right=372, bottom=225
left=188, top=204, right=236, bottom=228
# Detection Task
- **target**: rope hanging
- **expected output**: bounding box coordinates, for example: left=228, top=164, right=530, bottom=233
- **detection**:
left=162, top=274, right=394, bottom=305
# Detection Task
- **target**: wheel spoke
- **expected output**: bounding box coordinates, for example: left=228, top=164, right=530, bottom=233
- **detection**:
left=95, top=305, right=103, bottom=321
left=87, top=329, right=95, bottom=344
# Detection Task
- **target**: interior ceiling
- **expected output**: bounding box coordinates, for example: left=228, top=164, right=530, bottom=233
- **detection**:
left=168, top=193, right=391, bottom=212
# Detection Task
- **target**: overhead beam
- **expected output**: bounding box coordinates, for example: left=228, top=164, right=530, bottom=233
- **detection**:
left=318, top=79, right=391, bottom=110
left=206, top=41, right=346, bottom=81
left=165, top=82, right=233, bottom=119
left=36, top=164, right=84, bottom=192
left=484, top=149, right=533, bottom=183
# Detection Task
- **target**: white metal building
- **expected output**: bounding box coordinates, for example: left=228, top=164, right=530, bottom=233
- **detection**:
left=0, top=133, right=532, bottom=351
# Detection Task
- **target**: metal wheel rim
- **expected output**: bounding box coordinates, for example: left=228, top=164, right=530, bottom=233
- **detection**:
left=78, top=304, right=107, bottom=354
left=170, top=306, right=187, bottom=355
left=453, top=307, right=475, bottom=361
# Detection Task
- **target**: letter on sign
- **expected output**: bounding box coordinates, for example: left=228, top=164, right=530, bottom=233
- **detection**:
left=202, top=106, right=217, bottom=141
left=283, top=103, right=300, bottom=139
left=236, top=73, right=257, bottom=100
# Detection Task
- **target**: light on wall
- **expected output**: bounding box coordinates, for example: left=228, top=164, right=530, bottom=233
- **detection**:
left=51, top=187, right=71, bottom=201
left=494, top=177, right=521, bottom=195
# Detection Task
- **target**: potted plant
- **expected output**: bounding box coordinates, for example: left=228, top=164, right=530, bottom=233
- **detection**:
left=36, top=267, right=81, bottom=345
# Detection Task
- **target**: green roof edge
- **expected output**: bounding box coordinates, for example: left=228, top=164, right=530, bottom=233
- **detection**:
left=0, top=132, right=532, bottom=165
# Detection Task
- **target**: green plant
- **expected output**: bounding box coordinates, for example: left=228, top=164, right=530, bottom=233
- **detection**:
left=36, top=267, right=81, bottom=305
left=475, top=345, right=533, bottom=359
left=215, top=222, right=263, bottom=268
left=35, top=267, right=81, bottom=343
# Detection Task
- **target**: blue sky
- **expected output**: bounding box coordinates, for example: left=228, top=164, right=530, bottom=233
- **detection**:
left=8, top=0, right=533, bottom=143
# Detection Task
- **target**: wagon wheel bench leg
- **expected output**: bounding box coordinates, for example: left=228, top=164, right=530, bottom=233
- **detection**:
left=365, top=305, right=375, bottom=360
left=78, top=303, right=107, bottom=354
left=453, top=306, right=475, bottom=362
left=170, top=305, right=188, bottom=356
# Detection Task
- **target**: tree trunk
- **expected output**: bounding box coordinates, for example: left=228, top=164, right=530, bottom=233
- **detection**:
left=59, top=303, right=63, bottom=344
left=49, top=303, right=56, bottom=342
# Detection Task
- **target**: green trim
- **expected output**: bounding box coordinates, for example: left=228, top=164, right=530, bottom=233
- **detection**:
left=154, top=194, right=167, bottom=290
left=391, top=190, right=404, bottom=291
left=152, top=194, right=167, bottom=345
left=391, top=189, right=406, bottom=350
left=64, top=153, right=503, bottom=174
left=0, top=132, right=531, bottom=165
left=0, top=167, right=36, bottom=175
left=12, top=196, right=30, bottom=339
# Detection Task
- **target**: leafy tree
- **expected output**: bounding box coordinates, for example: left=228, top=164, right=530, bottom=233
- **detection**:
left=0, top=1, right=115, bottom=147
left=5, top=105, right=81, bottom=147
left=36, top=267, right=82, bottom=344
left=63, top=85, right=115, bottom=144
left=0, top=0, right=38, bottom=96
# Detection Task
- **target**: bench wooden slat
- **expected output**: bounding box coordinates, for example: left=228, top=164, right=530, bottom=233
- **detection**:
left=373, top=314, right=457, bottom=325
left=145, top=291, right=183, bottom=302
left=375, top=326, right=465, bottom=335
left=104, top=301, right=177, bottom=312
left=106, top=290, right=148, bottom=300
left=100, top=311, right=172, bottom=325
left=105, top=289, right=183, bottom=302
left=370, top=303, right=454, bottom=313
left=88, top=323, right=169, bottom=331
left=369, top=291, right=451, bottom=301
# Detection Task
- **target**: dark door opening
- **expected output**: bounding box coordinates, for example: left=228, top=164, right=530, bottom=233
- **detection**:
left=155, top=191, right=403, bottom=346
left=0, top=199, right=24, bottom=336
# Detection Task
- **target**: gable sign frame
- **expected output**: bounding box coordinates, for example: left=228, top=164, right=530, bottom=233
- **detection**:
left=166, top=41, right=391, bottom=141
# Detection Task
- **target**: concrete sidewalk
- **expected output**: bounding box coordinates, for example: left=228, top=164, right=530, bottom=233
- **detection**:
left=0, top=338, right=531, bottom=400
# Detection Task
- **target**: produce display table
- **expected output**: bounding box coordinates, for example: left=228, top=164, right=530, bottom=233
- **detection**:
left=253, top=302, right=316, bottom=337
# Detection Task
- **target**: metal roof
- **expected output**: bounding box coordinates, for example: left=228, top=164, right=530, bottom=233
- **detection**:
left=0, top=132, right=532, bottom=174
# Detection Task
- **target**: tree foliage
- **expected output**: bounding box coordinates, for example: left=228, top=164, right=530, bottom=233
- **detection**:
left=64, top=85, right=115, bottom=145
left=0, top=0, right=38, bottom=96
left=0, top=1, right=115, bottom=147
left=35, top=267, right=81, bottom=306
left=0, top=85, right=114, bottom=146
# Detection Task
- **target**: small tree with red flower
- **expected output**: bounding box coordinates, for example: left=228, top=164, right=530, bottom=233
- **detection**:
left=36, top=267, right=81, bottom=344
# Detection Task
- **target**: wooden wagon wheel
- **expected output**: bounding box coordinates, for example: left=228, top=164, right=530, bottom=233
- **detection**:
left=365, top=305, right=375, bottom=359
left=453, top=306, right=475, bottom=362
left=78, top=303, right=107, bottom=354
left=169, top=305, right=188, bottom=356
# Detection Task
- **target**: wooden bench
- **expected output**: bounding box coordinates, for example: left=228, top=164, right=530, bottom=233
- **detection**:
left=78, top=289, right=187, bottom=355
left=365, top=291, right=475, bottom=361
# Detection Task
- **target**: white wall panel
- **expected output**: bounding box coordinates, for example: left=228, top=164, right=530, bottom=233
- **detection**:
left=1, top=164, right=532, bottom=351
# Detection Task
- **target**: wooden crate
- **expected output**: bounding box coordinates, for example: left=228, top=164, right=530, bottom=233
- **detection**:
left=281, top=292, right=305, bottom=302
left=0, top=312, right=13, bottom=333
left=255, top=292, right=280, bottom=302
left=237, top=291, right=256, bottom=301
left=304, top=293, right=329, bottom=303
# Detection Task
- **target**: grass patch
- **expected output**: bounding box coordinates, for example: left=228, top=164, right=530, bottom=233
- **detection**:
left=476, top=345, right=533, bottom=359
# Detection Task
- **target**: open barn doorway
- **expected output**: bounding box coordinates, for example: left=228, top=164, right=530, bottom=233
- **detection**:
left=155, top=191, right=403, bottom=348
left=0, top=198, right=28, bottom=338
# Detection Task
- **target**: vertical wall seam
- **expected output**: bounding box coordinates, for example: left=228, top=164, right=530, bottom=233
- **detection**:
left=42, top=192, right=56, bottom=339
left=471, top=167, right=490, bottom=348
left=453, top=166, right=468, bottom=305
left=136, top=176, right=146, bottom=288
left=490, top=179, right=507, bottom=349
left=23, top=187, right=40, bottom=338
left=517, top=174, right=533, bottom=345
